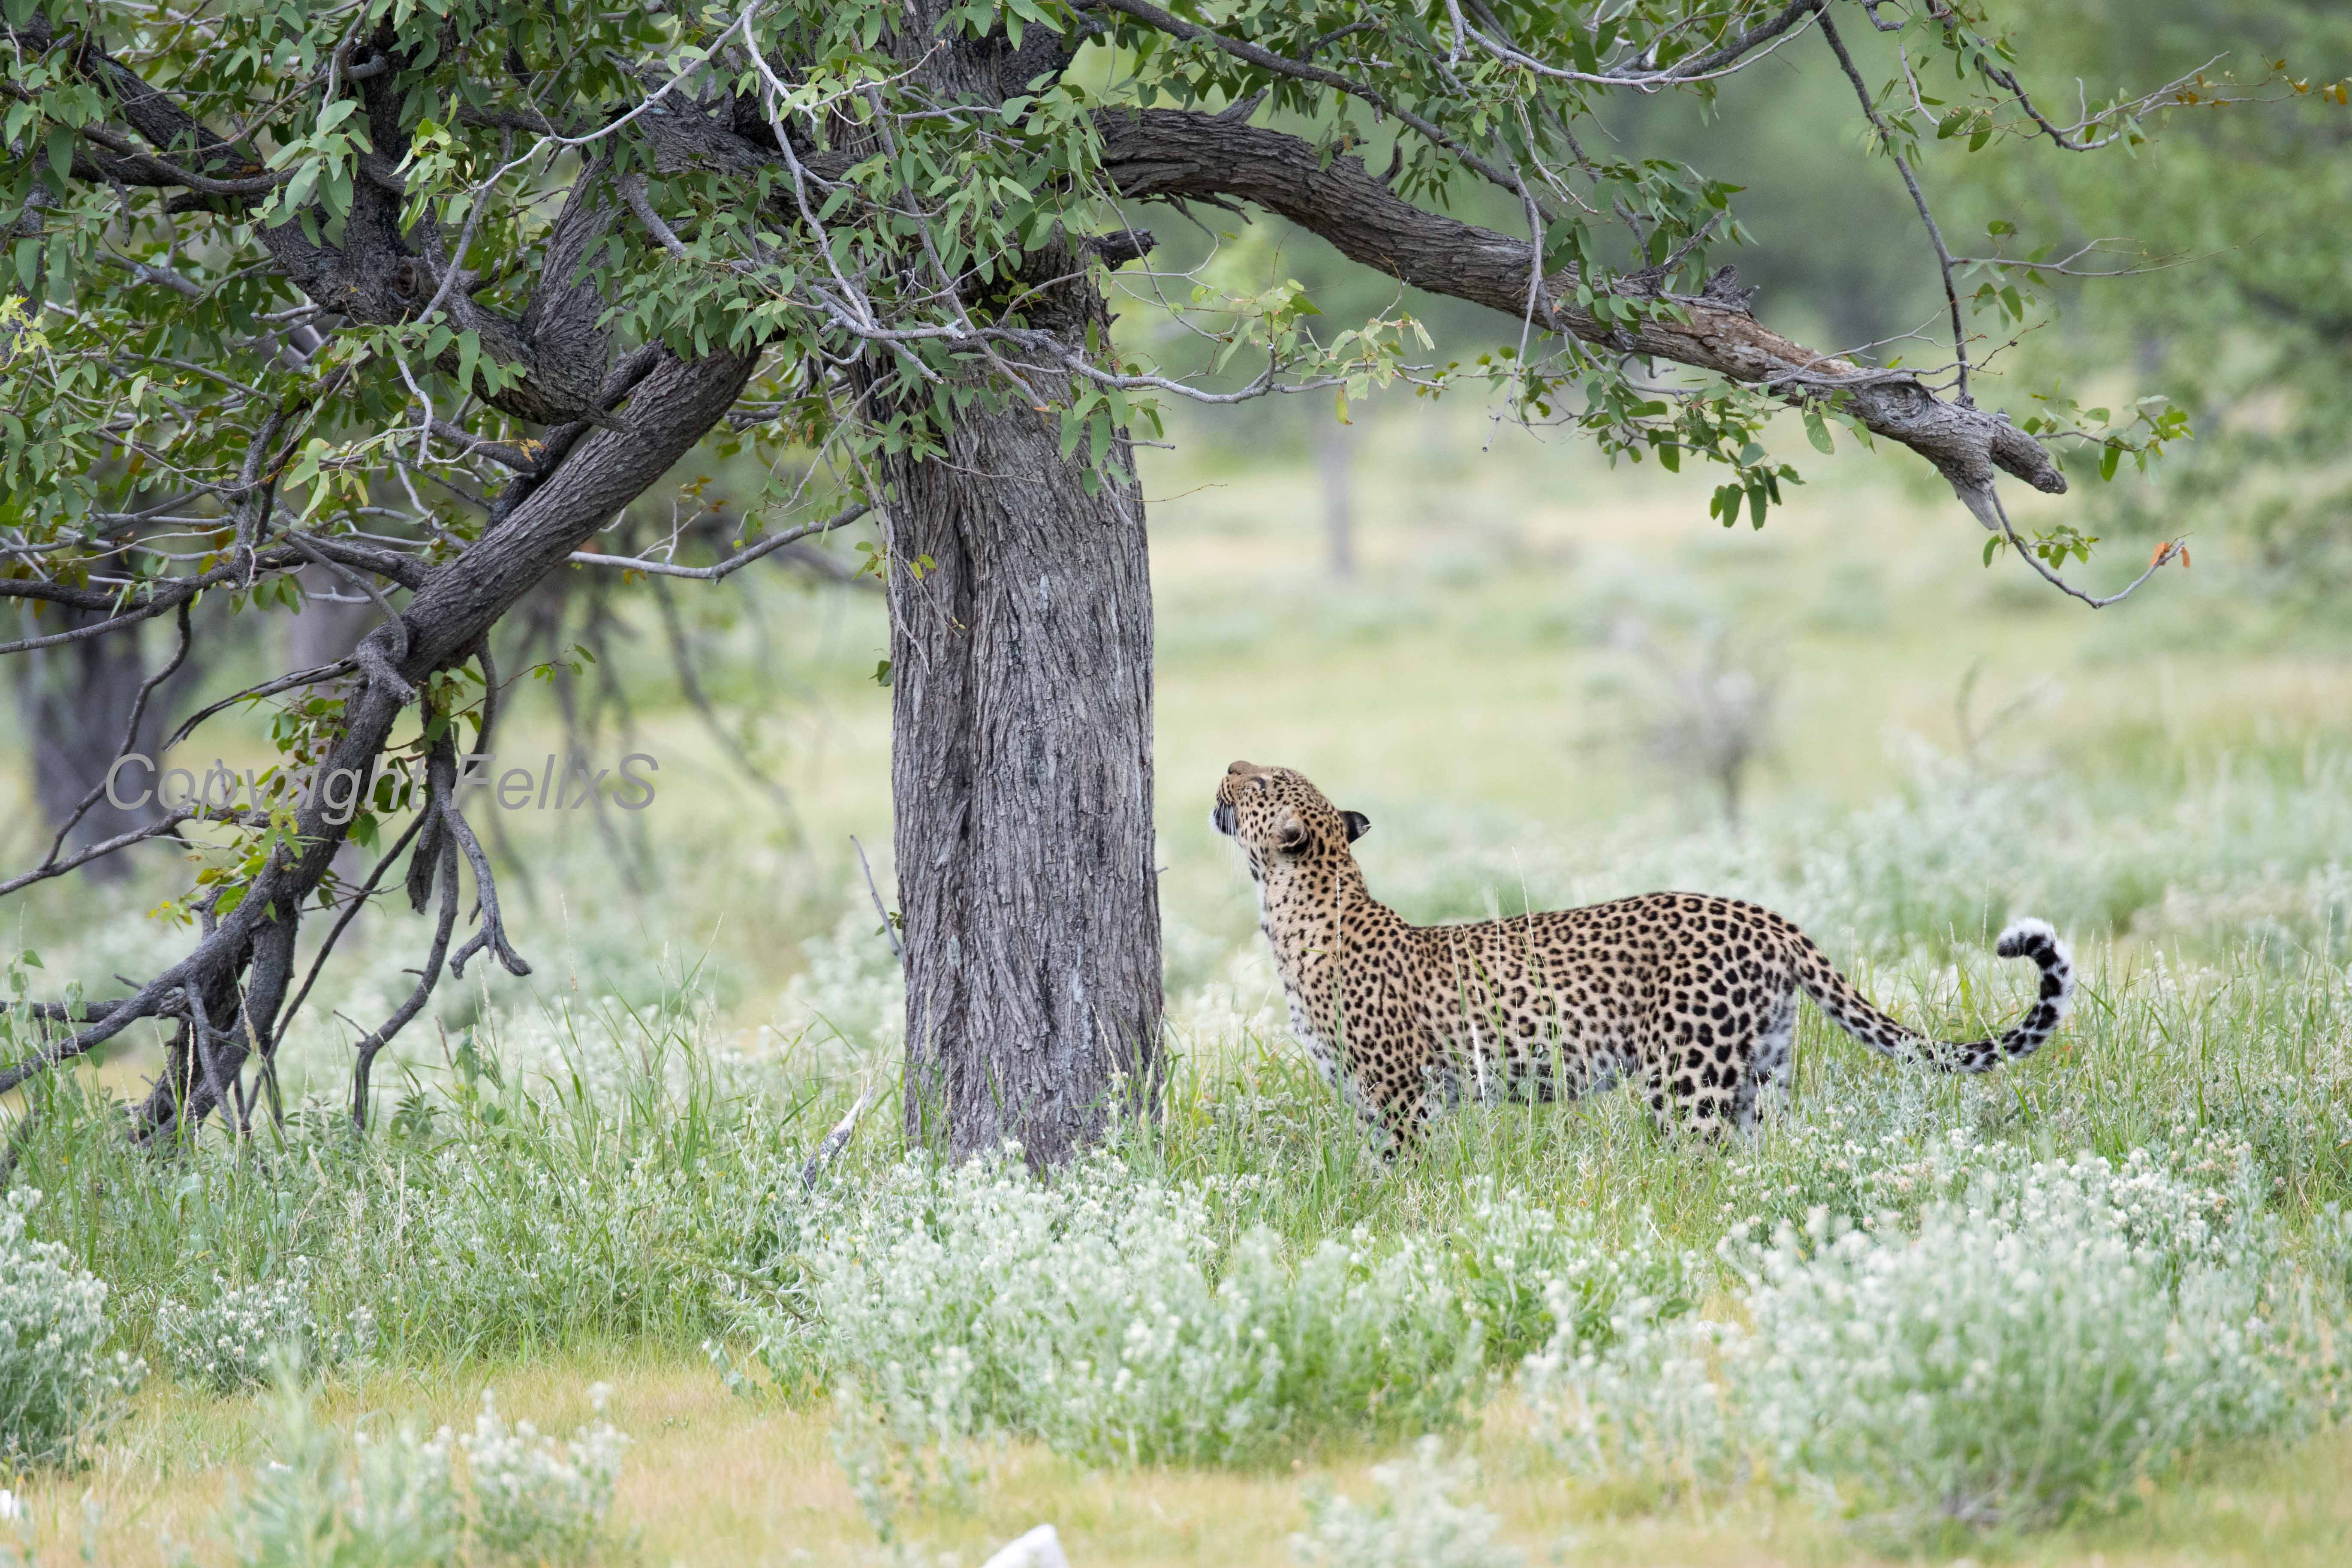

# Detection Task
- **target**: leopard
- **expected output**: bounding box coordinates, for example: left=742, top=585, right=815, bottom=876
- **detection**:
left=1210, top=759, right=2075, bottom=1148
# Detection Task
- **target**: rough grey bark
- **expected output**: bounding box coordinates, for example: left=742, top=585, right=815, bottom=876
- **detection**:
left=853, top=9, right=1165, bottom=1166
left=883, top=305, right=1164, bottom=1167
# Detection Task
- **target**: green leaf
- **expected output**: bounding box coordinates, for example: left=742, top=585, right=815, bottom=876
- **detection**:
left=2099, top=441, right=2122, bottom=482
left=455, top=329, right=481, bottom=397
left=1803, top=406, right=1834, bottom=454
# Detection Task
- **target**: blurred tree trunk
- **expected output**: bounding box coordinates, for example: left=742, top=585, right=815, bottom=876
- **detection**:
left=286, top=562, right=380, bottom=908
left=286, top=561, right=378, bottom=671
left=12, top=572, right=175, bottom=879
left=882, top=256, right=1164, bottom=1166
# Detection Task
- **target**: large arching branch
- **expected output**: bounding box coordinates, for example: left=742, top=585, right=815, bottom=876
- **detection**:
left=1096, top=108, right=2067, bottom=522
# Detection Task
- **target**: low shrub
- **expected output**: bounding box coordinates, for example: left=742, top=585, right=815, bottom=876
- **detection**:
left=228, top=1384, right=458, bottom=1568
left=461, top=1388, right=628, bottom=1561
left=1522, top=1297, right=1738, bottom=1497
left=1526, top=1145, right=2325, bottom=1534
left=1737, top=1148, right=2309, bottom=1531
left=157, top=1261, right=377, bottom=1393
left=1292, top=1438, right=1522, bottom=1568
left=807, top=1153, right=1489, bottom=1470
left=0, top=1190, right=141, bottom=1469
left=223, top=1379, right=625, bottom=1568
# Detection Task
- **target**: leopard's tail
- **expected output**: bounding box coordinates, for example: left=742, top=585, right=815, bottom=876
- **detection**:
left=1791, top=918, right=2074, bottom=1073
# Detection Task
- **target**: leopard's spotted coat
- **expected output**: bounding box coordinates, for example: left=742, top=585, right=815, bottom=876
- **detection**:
left=1211, top=761, right=2075, bottom=1147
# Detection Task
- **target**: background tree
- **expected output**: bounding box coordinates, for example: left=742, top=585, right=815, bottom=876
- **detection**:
left=2, top=2, right=2328, bottom=1161
left=1958, top=0, right=2352, bottom=604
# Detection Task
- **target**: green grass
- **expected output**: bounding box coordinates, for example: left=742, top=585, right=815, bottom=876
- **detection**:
left=3, top=403, right=2351, bottom=1562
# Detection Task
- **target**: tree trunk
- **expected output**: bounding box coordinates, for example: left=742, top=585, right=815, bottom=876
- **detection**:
left=884, top=298, right=1164, bottom=1165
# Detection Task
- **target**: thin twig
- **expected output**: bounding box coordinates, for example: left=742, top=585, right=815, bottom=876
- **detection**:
left=1819, top=6, right=1973, bottom=404
left=851, top=835, right=902, bottom=960
left=567, top=502, right=870, bottom=579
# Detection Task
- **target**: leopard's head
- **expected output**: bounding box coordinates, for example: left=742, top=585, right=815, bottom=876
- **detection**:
left=1211, top=761, right=1370, bottom=869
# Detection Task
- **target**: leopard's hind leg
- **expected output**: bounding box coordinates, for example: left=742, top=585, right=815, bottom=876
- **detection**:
left=1638, top=1021, right=1746, bottom=1139
left=1732, top=990, right=1800, bottom=1131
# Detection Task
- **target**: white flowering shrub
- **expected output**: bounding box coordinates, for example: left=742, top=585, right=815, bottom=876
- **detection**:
left=460, top=1387, right=628, bottom=1560
left=346, top=1424, right=464, bottom=1568
left=1526, top=1147, right=2319, bottom=1533
left=157, top=1262, right=376, bottom=1392
left=223, top=1377, right=627, bottom=1568
left=228, top=1382, right=458, bottom=1568
left=1448, top=1179, right=1700, bottom=1363
left=1522, top=1299, right=1738, bottom=1496
left=0, top=1189, right=141, bottom=1469
left=1735, top=1148, right=2307, bottom=1530
left=1292, top=1439, right=1522, bottom=1568
left=805, top=1153, right=1492, bottom=1473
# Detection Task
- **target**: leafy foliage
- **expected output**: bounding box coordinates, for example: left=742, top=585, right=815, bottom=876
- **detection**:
left=1965, top=0, right=2352, bottom=601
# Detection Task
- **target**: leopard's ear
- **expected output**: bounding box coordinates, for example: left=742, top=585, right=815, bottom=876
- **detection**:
left=1342, top=810, right=1372, bottom=843
left=1274, top=808, right=1310, bottom=853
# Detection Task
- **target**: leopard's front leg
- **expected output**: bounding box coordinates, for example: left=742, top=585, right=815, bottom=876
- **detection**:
left=1367, top=1069, right=1434, bottom=1156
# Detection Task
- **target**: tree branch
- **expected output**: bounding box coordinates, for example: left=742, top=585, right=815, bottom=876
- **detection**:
left=1096, top=108, right=2066, bottom=512
left=1086, top=0, right=1525, bottom=197
left=567, top=501, right=870, bottom=579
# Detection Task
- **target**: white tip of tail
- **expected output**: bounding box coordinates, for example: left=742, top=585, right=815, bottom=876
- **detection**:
left=1996, top=915, right=2056, bottom=950
left=1995, top=917, right=2076, bottom=1020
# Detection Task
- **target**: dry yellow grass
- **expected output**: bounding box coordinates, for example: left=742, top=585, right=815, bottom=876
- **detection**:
left=9, top=1348, right=2350, bottom=1566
